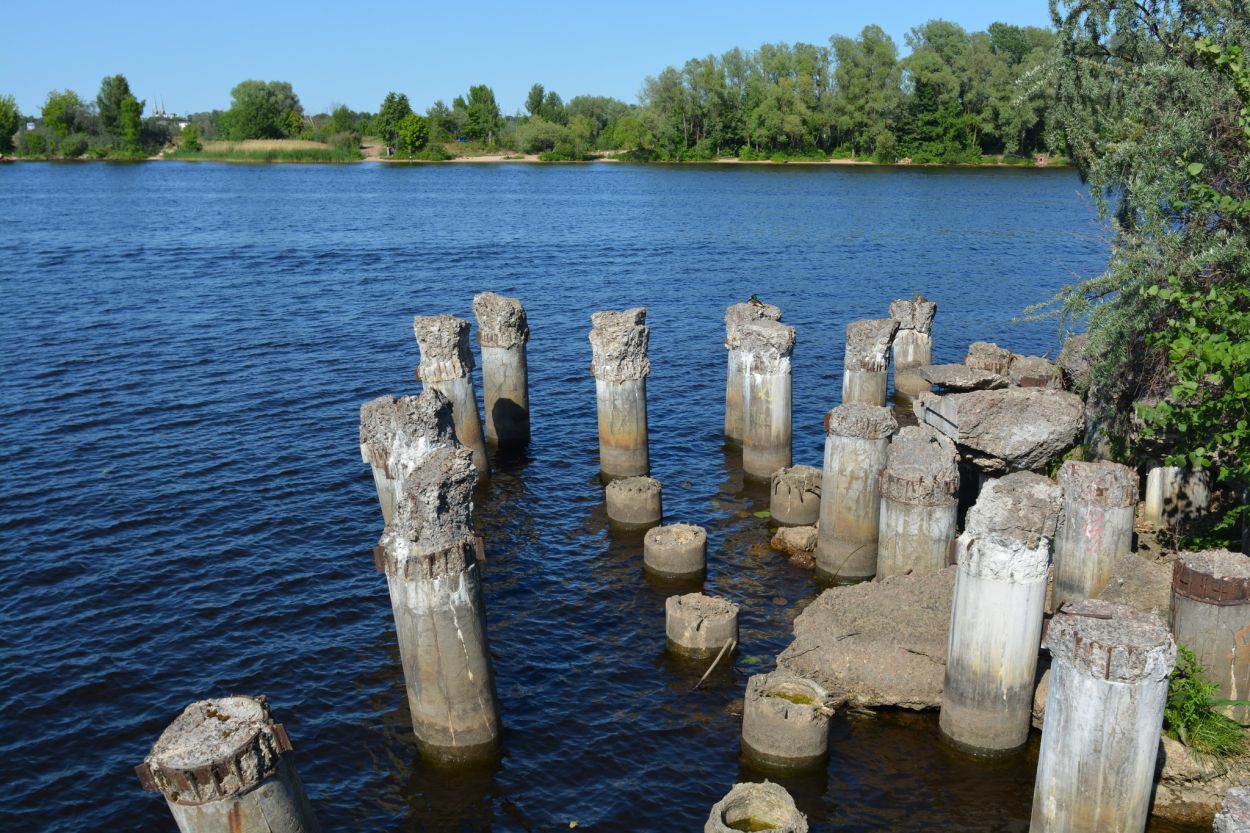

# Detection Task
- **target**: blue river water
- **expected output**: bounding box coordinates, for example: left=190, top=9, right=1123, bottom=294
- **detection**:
left=2, top=160, right=1167, bottom=832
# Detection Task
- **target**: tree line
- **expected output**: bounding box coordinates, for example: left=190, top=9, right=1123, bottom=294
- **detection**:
left=3, top=17, right=1058, bottom=163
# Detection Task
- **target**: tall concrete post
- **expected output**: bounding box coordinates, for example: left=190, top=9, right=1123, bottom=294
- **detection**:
left=413, top=314, right=490, bottom=478
left=815, top=403, right=898, bottom=582
left=471, top=292, right=530, bottom=448
left=1143, top=464, right=1211, bottom=530
left=374, top=391, right=502, bottom=762
left=877, top=425, right=960, bottom=578
left=1030, top=600, right=1176, bottom=832
left=360, top=391, right=458, bottom=527
left=135, top=695, right=322, bottom=833
left=940, top=472, right=1061, bottom=755
left=740, top=318, right=796, bottom=479
left=725, top=300, right=782, bottom=446
left=889, top=297, right=936, bottom=395
left=589, top=308, right=650, bottom=478
left=843, top=318, right=899, bottom=407
left=1052, top=460, right=1138, bottom=609
left=1171, top=549, right=1250, bottom=723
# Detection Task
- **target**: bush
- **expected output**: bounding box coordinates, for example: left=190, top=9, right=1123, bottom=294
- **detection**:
left=408, top=144, right=454, bottom=161
left=87, top=143, right=111, bottom=159
left=330, top=131, right=359, bottom=153
left=182, top=121, right=201, bottom=152
left=738, top=145, right=757, bottom=161
left=828, top=144, right=853, bottom=160
left=18, top=130, right=48, bottom=157
left=60, top=133, right=88, bottom=158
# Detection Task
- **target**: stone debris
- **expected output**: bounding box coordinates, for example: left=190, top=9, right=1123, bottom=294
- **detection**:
left=1009, top=355, right=1063, bottom=389
left=1095, top=554, right=1173, bottom=620
left=963, top=341, right=1018, bottom=376
left=917, top=364, right=1009, bottom=391
left=771, top=524, right=818, bottom=566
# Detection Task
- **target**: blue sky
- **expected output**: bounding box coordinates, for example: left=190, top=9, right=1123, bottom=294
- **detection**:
left=0, top=0, right=1053, bottom=117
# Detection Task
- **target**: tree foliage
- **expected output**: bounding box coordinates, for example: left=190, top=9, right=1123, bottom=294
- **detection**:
left=41, top=89, right=86, bottom=140
left=463, top=85, right=502, bottom=143
left=0, top=93, right=19, bottom=154
left=182, top=120, right=201, bottom=152
left=397, top=112, right=429, bottom=157
left=375, top=92, right=412, bottom=143
left=97, top=74, right=135, bottom=135
left=119, top=96, right=143, bottom=154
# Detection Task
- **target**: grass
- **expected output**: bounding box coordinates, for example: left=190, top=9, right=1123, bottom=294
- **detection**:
left=1165, top=645, right=1249, bottom=760
left=167, top=139, right=362, bottom=163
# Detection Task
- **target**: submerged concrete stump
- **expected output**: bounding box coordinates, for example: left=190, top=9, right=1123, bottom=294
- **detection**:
left=1143, top=464, right=1211, bottom=530
left=843, top=318, right=899, bottom=407
left=666, top=592, right=738, bottom=657
left=644, top=522, right=706, bottom=577
left=360, top=391, right=459, bottom=526
left=1030, top=600, right=1176, bottom=833
left=1052, top=460, right=1138, bottom=610
left=605, top=475, right=662, bottom=527
left=1216, top=787, right=1250, bottom=833
left=941, top=472, right=1061, bottom=755
left=1171, top=549, right=1250, bottom=723
left=770, top=465, right=822, bottom=527
left=413, top=314, right=490, bottom=478
left=378, top=425, right=502, bottom=762
left=136, top=695, right=321, bottom=833
left=877, top=425, right=960, bottom=578
left=705, top=781, right=808, bottom=833
left=816, top=404, right=898, bottom=582
left=739, top=318, right=796, bottom=479
left=741, top=671, right=832, bottom=770
left=890, top=297, right=937, bottom=395
left=472, top=292, right=530, bottom=448
left=725, top=300, right=782, bottom=445
left=590, top=308, right=650, bottom=478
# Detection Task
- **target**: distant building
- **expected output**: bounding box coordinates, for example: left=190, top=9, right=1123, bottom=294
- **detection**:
left=149, top=97, right=189, bottom=129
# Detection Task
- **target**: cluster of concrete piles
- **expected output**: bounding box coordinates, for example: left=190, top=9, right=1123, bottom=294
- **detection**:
left=131, top=288, right=1247, bottom=832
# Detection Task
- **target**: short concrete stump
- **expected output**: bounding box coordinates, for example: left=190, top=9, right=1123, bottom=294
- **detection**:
left=605, top=475, right=662, bottom=527
left=644, top=522, right=706, bottom=577
left=137, top=695, right=321, bottom=833
left=770, top=465, right=821, bottom=526
left=741, top=671, right=832, bottom=771
left=666, top=592, right=738, bottom=657
left=1216, top=787, right=1250, bottom=833
left=705, top=781, right=808, bottom=833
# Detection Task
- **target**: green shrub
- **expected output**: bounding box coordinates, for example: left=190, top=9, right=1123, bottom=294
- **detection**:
left=60, top=133, right=88, bottom=158
left=181, top=121, right=201, bottom=152
left=18, top=130, right=48, bottom=157
left=1165, top=645, right=1249, bottom=759
left=738, top=146, right=757, bottom=161
left=87, top=143, right=111, bottom=159
left=408, top=145, right=454, bottom=161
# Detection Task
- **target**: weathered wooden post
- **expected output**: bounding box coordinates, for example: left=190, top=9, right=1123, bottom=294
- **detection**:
left=740, top=318, right=796, bottom=479
left=1171, top=548, right=1250, bottom=723
left=472, top=291, right=530, bottom=448
left=877, top=424, right=960, bottom=578
left=590, top=308, right=650, bottom=478
left=843, top=318, right=899, bottom=407
left=413, top=314, right=490, bottom=478
left=940, top=472, right=1061, bottom=755
left=725, top=300, right=782, bottom=446
left=815, top=403, right=897, bottom=582
left=372, top=391, right=502, bottom=762
left=889, top=297, right=936, bottom=395
left=1052, top=460, right=1138, bottom=609
left=135, top=695, right=322, bottom=833
left=1030, top=600, right=1176, bottom=832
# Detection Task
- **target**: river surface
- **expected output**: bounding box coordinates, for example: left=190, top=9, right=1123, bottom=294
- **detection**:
left=2, top=161, right=1185, bottom=832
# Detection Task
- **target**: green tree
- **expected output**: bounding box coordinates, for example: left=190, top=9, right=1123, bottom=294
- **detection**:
left=397, top=112, right=429, bottom=157
left=375, top=92, right=412, bottom=143
left=831, top=26, right=902, bottom=158
left=525, top=84, right=546, bottom=117
left=329, top=105, right=353, bottom=134
left=120, top=96, right=143, bottom=153
left=97, top=74, right=136, bottom=135
left=614, top=116, right=651, bottom=151
left=464, top=85, right=502, bottom=143
left=41, top=89, right=85, bottom=140
left=181, top=120, right=201, bottom=151
left=281, top=109, right=302, bottom=136
left=0, top=94, right=19, bottom=154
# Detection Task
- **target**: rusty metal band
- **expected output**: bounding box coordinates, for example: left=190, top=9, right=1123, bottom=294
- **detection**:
left=1172, top=560, right=1250, bottom=606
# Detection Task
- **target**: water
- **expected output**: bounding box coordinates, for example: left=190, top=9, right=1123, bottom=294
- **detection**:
left=0, top=161, right=1162, bottom=831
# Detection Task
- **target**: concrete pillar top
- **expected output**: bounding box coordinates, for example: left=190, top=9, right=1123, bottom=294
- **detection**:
left=645, top=522, right=705, bottom=548
left=823, top=402, right=897, bottom=440
left=1057, top=459, right=1138, bottom=508
left=590, top=308, right=650, bottom=382
left=958, top=472, right=1060, bottom=581
left=606, top=474, right=661, bottom=500
left=378, top=444, right=478, bottom=579
left=1045, top=599, right=1176, bottom=684
left=880, top=425, right=959, bottom=506
left=725, top=300, right=783, bottom=348
left=738, top=318, right=795, bottom=374
left=705, top=781, right=809, bottom=833
left=413, top=314, right=474, bottom=382
left=139, top=695, right=289, bottom=804
left=360, top=390, right=457, bottom=475
left=1174, top=548, right=1250, bottom=604
left=888, top=297, right=937, bottom=334
left=844, top=318, right=900, bottom=373
left=773, top=465, right=822, bottom=493
left=667, top=592, right=738, bottom=621
left=472, top=292, right=529, bottom=348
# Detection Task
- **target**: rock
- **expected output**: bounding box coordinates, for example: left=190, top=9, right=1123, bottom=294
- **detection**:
left=1096, top=553, right=1172, bottom=621
left=1032, top=659, right=1051, bottom=729
left=1057, top=333, right=1093, bottom=392
left=777, top=568, right=955, bottom=709
left=1216, top=787, right=1250, bottom=833
left=1009, top=355, right=1063, bottom=389
left=964, top=341, right=1018, bottom=376
left=917, top=364, right=1009, bottom=391
left=771, top=524, right=818, bottom=567
left=916, top=387, right=1086, bottom=475
left=1153, top=734, right=1250, bottom=821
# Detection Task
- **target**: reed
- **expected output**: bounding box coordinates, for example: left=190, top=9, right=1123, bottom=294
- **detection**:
left=168, top=139, right=362, bottom=163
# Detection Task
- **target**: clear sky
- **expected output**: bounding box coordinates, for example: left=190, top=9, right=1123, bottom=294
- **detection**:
left=0, top=0, right=1053, bottom=117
